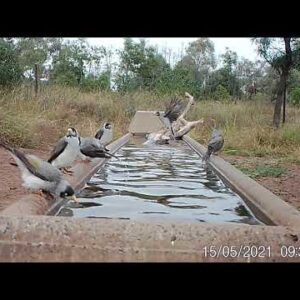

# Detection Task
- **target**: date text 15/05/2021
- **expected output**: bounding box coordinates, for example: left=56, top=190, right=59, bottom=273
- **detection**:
left=202, top=245, right=300, bottom=259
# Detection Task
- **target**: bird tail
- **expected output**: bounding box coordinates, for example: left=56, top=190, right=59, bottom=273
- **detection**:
left=0, top=141, right=13, bottom=152
left=104, top=152, right=119, bottom=160
left=163, top=97, right=184, bottom=123
left=202, top=148, right=212, bottom=162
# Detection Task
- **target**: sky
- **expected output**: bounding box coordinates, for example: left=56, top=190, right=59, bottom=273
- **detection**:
left=85, top=37, right=260, bottom=62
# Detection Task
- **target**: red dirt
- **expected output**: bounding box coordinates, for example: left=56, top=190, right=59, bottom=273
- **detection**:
left=225, top=155, right=300, bottom=211
left=255, top=165, right=300, bottom=210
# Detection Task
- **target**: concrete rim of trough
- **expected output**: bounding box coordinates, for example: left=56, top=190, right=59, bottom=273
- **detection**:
left=0, top=214, right=300, bottom=262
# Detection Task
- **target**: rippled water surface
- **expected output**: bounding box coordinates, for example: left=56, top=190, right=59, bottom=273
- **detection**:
left=57, top=139, right=260, bottom=225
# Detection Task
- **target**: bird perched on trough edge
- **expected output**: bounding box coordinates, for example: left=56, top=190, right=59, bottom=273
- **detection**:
left=0, top=141, right=77, bottom=201
left=79, top=137, right=118, bottom=161
left=95, top=122, right=113, bottom=151
left=48, top=127, right=81, bottom=174
left=202, top=123, right=224, bottom=162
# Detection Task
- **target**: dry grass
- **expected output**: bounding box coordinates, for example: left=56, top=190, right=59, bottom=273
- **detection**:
left=1, top=86, right=300, bottom=163
left=188, top=98, right=300, bottom=162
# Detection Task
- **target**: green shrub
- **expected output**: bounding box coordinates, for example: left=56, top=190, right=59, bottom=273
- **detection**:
left=290, top=87, right=300, bottom=106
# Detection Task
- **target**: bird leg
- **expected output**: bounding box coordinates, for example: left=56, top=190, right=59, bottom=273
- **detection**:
left=32, top=190, right=45, bottom=198
left=61, top=167, right=74, bottom=175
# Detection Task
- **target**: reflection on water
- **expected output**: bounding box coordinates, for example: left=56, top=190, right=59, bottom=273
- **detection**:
left=57, top=140, right=261, bottom=225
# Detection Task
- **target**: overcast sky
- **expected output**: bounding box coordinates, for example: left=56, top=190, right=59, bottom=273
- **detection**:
left=85, top=38, right=260, bottom=61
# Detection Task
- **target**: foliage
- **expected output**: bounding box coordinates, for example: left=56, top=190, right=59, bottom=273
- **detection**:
left=0, top=39, right=22, bottom=86
left=290, top=87, right=300, bottom=106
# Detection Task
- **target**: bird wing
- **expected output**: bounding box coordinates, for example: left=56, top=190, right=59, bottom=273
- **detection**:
left=164, top=98, right=185, bottom=123
left=48, top=137, right=68, bottom=163
left=95, top=128, right=104, bottom=140
left=208, top=135, right=224, bottom=152
left=80, top=138, right=117, bottom=159
left=0, top=142, right=50, bottom=181
left=80, top=142, right=107, bottom=158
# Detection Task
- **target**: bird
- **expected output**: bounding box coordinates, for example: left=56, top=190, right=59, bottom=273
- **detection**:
left=48, top=127, right=81, bottom=174
left=95, top=122, right=113, bottom=151
left=163, top=93, right=198, bottom=139
left=144, top=128, right=171, bottom=145
left=0, top=141, right=77, bottom=201
left=163, top=97, right=185, bottom=130
left=202, top=128, right=224, bottom=162
left=79, top=137, right=118, bottom=161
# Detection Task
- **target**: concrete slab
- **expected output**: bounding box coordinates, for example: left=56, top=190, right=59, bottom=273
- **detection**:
left=0, top=214, right=299, bottom=262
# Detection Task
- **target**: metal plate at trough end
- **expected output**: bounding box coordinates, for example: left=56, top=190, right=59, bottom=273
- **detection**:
left=183, top=135, right=300, bottom=229
left=129, top=111, right=167, bottom=134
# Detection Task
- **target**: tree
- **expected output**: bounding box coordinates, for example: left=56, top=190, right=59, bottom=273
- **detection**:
left=15, top=38, right=63, bottom=80
left=51, top=39, right=98, bottom=86
left=254, top=38, right=300, bottom=127
left=0, top=39, right=22, bottom=86
left=176, top=38, right=216, bottom=96
left=115, top=38, right=170, bottom=92
left=220, top=48, right=240, bottom=98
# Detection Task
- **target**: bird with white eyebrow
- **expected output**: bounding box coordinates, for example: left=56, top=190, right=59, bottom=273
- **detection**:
left=95, top=122, right=113, bottom=151
left=0, top=141, right=77, bottom=201
left=48, top=127, right=81, bottom=174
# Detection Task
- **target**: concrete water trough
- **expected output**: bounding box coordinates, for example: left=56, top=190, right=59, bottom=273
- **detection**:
left=1, top=111, right=300, bottom=262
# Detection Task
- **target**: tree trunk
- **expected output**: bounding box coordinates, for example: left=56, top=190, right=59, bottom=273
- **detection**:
left=282, top=81, right=287, bottom=124
left=272, top=38, right=292, bottom=128
left=273, top=72, right=287, bottom=128
left=34, top=64, right=38, bottom=96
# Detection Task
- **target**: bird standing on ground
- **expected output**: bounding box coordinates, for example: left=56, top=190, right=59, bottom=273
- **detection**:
left=202, top=128, right=224, bottom=162
left=0, top=141, right=77, bottom=201
left=48, top=127, right=81, bottom=174
left=95, top=122, right=113, bottom=151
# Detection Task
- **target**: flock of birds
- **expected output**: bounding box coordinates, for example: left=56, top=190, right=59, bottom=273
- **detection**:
left=0, top=122, right=114, bottom=202
left=0, top=93, right=224, bottom=202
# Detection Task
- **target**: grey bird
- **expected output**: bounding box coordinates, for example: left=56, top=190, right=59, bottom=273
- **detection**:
left=79, top=137, right=118, bottom=161
left=202, top=128, right=224, bottom=162
left=163, top=97, right=185, bottom=124
left=95, top=122, right=113, bottom=151
left=0, top=141, right=77, bottom=201
left=48, top=127, right=81, bottom=174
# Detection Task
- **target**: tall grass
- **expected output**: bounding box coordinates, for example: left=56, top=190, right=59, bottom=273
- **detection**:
left=1, top=85, right=300, bottom=162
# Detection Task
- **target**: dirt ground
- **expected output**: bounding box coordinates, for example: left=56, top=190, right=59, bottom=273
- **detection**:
left=0, top=147, right=299, bottom=212
left=225, top=155, right=300, bottom=210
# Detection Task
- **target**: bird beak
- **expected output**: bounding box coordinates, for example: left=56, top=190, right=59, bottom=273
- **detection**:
left=66, top=195, right=78, bottom=202
left=72, top=195, right=78, bottom=202
left=66, top=128, right=73, bottom=137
